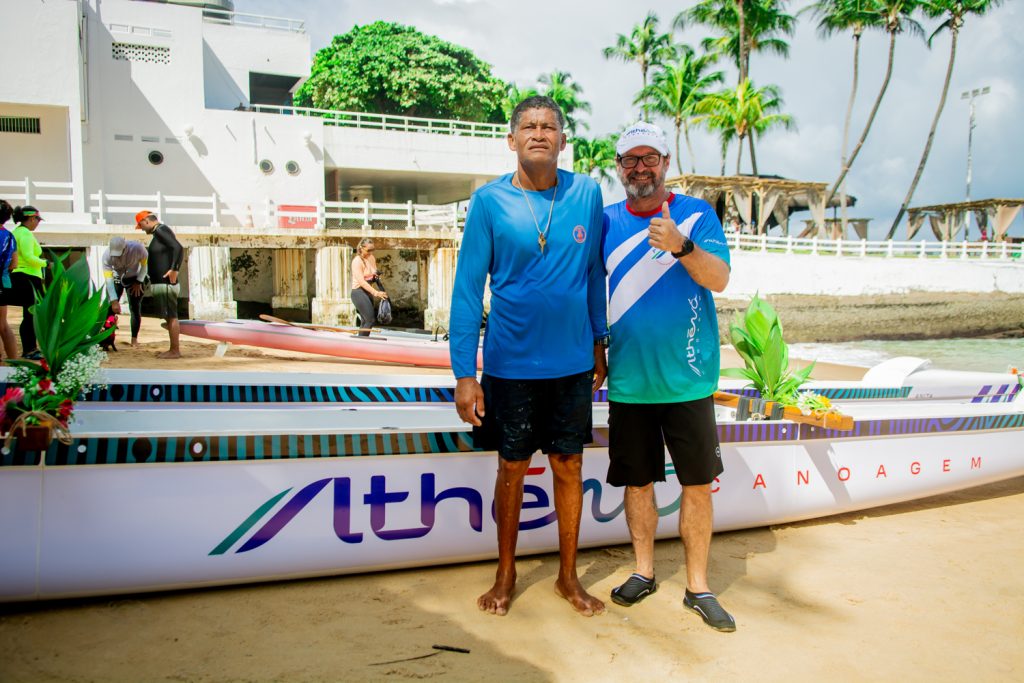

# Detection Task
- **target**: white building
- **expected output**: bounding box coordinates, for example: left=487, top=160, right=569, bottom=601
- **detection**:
left=1, top=0, right=576, bottom=326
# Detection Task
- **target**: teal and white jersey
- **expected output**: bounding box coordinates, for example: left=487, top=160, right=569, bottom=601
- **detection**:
left=602, top=193, right=731, bottom=403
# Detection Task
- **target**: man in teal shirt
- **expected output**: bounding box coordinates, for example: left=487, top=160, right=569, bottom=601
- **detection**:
left=601, top=122, right=736, bottom=632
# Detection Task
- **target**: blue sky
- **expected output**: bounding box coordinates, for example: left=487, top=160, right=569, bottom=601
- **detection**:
left=237, top=0, right=1022, bottom=238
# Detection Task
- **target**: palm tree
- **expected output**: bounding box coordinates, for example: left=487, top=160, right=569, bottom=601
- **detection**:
left=695, top=79, right=794, bottom=176
left=501, top=82, right=539, bottom=121
left=888, top=0, right=1003, bottom=238
left=639, top=44, right=724, bottom=174
left=678, top=0, right=796, bottom=86
left=803, top=0, right=886, bottom=233
left=602, top=12, right=673, bottom=120
left=538, top=71, right=591, bottom=137
left=826, top=0, right=924, bottom=206
left=571, top=135, right=617, bottom=185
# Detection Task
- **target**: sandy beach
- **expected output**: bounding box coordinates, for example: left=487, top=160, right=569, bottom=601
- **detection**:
left=1, top=299, right=1022, bottom=682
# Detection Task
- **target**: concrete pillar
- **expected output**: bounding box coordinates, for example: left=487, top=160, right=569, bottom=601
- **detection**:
left=187, top=246, right=236, bottom=320
left=311, top=245, right=356, bottom=326
left=271, top=248, right=309, bottom=310
left=86, top=245, right=106, bottom=293
left=423, top=247, right=459, bottom=332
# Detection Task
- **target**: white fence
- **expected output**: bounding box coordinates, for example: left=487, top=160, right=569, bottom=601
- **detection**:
left=201, top=7, right=305, bottom=33
left=0, top=178, right=75, bottom=209
left=727, top=232, right=1023, bottom=261
left=248, top=104, right=507, bottom=139
left=87, top=190, right=466, bottom=231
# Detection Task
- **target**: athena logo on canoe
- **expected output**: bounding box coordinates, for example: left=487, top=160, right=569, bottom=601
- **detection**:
left=573, top=225, right=586, bottom=243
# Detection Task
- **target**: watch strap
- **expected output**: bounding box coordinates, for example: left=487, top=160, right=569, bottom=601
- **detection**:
left=671, top=237, right=695, bottom=258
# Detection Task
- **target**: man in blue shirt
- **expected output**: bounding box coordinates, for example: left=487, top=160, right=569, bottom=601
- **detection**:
left=602, top=121, right=736, bottom=632
left=449, top=96, right=608, bottom=617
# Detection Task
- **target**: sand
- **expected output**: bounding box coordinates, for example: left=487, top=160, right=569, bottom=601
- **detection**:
left=1, top=302, right=1022, bottom=682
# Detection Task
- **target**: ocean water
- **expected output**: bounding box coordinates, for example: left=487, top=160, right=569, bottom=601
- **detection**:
left=787, top=338, right=1024, bottom=374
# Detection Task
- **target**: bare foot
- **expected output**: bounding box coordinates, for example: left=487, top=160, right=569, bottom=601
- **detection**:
left=130, top=339, right=140, bottom=348
left=478, top=571, right=516, bottom=616
left=156, top=350, right=182, bottom=359
left=554, top=576, right=605, bottom=617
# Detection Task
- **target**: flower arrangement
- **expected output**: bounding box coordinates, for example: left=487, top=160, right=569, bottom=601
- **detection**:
left=2, top=253, right=113, bottom=447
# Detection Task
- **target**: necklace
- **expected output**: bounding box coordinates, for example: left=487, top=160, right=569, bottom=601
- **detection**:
left=513, top=172, right=558, bottom=256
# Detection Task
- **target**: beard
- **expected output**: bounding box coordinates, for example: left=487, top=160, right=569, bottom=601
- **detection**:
left=619, top=166, right=666, bottom=201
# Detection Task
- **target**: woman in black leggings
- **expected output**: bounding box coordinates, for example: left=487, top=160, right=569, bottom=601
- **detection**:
left=350, top=238, right=387, bottom=336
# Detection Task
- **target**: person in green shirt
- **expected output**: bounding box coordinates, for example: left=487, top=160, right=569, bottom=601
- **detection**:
left=10, top=205, right=48, bottom=359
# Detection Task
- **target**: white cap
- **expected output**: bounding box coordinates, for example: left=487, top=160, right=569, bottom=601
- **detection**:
left=616, top=121, right=669, bottom=156
left=109, top=236, right=126, bottom=257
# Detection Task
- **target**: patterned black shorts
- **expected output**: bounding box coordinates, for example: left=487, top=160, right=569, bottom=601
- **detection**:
left=473, top=369, right=594, bottom=461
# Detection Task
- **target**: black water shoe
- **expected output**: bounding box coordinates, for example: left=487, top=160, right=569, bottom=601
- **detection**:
left=610, top=573, right=657, bottom=606
left=683, top=589, right=736, bottom=632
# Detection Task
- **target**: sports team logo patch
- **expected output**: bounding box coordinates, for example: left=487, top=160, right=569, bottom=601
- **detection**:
left=573, top=225, right=586, bottom=243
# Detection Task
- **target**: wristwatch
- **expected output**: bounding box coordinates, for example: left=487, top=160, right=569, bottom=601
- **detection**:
left=671, top=237, right=695, bottom=258
left=595, top=335, right=610, bottom=348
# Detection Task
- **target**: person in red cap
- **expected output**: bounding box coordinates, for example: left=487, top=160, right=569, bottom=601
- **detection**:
left=135, top=211, right=184, bottom=358
left=10, top=205, right=48, bottom=359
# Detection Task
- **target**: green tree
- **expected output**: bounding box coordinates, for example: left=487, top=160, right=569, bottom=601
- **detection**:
left=826, top=1, right=924, bottom=206
left=639, top=44, right=724, bottom=174
left=678, top=0, right=796, bottom=86
left=571, top=135, right=617, bottom=185
left=803, top=0, right=886, bottom=233
left=293, top=21, right=506, bottom=122
left=888, top=0, right=1003, bottom=238
left=501, top=82, right=540, bottom=121
left=602, top=12, right=674, bottom=120
left=695, top=79, right=795, bottom=177
left=538, top=71, right=592, bottom=137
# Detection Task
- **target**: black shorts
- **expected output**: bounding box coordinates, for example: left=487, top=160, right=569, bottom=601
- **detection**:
left=473, top=369, right=594, bottom=461
left=607, top=396, right=723, bottom=487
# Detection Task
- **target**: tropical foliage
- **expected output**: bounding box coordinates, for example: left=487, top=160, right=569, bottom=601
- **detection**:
left=293, top=22, right=506, bottom=122
left=3, top=254, right=112, bottom=433
left=677, top=0, right=796, bottom=86
left=570, top=135, right=617, bottom=184
left=888, top=0, right=1004, bottom=237
left=501, top=83, right=539, bottom=122
left=695, top=79, right=794, bottom=175
left=803, top=0, right=887, bottom=226
left=640, top=44, right=724, bottom=175
left=602, top=12, right=674, bottom=120
left=826, top=0, right=924, bottom=205
left=722, top=294, right=815, bottom=405
left=538, top=71, right=591, bottom=137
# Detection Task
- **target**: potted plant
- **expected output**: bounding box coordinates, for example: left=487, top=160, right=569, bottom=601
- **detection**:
left=722, top=293, right=827, bottom=420
left=2, top=253, right=113, bottom=452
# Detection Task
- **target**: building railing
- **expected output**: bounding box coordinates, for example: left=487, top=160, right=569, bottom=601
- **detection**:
left=87, top=190, right=466, bottom=231
left=201, top=7, right=305, bottom=33
left=248, top=104, right=508, bottom=139
left=0, top=178, right=75, bottom=209
left=727, top=232, right=1024, bottom=261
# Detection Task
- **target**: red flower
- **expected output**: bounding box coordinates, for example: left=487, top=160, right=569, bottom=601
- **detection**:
left=2, top=387, right=25, bottom=404
left=40, top=360, right=50, bottom=372
left=57, top=399, right=74, bottom=421
left=37, top=379, right=54, bottom=394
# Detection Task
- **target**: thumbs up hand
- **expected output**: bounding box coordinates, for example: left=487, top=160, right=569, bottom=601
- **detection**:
left=647, top=201, right=684, bottom=253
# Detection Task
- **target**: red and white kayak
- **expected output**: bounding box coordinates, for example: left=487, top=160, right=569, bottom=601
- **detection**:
left=179, top=319, right=481, bottom=370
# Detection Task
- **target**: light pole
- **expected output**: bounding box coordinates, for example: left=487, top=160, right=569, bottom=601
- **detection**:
left=961, top=86, right=990, bottom=241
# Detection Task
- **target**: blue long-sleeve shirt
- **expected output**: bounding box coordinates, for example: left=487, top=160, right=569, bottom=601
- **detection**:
left=449, top=169, right=608, bottom=379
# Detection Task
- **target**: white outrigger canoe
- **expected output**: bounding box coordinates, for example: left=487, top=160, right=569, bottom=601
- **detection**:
left=0, top=358, right=1021, bottom=602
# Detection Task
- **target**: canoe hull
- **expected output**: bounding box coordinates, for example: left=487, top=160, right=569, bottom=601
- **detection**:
left=179, top=319, right=482, bottom=369
left=2, top=418, right=1021, bottom=602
